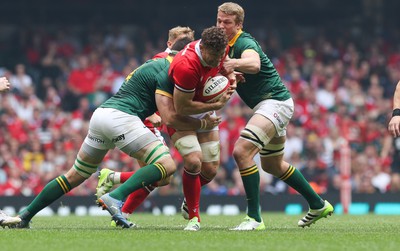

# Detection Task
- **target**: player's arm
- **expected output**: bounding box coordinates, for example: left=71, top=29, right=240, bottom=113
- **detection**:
left=223, top=49, right=260, bottom=74
left=173, top=88, right=227, bottom=116
left=155, top=93, right=221, bottom=130
left=392, top=81, right=400, bottom=110
left=388, top=81, right=400, bottom=137
left=0, top=77, right=11, bottom=92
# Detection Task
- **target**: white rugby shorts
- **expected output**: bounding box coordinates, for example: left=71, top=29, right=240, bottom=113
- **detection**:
left=84, top=108, right=159, bottom=151
left=253, top=98, right=294, bottom=137
left=191, top=111, right=219, bottom=133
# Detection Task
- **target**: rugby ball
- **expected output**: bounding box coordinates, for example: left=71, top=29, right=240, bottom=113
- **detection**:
left=202, top=75, right=230, bottom=103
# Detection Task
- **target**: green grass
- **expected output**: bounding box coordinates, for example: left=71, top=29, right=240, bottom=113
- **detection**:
left=1, top=213, right=399, bottom=251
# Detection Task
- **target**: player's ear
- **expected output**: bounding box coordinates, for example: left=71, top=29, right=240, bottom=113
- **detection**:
left=167, top=41, right=172, bottom=48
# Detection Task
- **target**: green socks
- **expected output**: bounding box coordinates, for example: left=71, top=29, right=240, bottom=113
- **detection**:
left=20, top=175, right=71, bottom=221
left=109, top=163, right=167, bottom=201
left=240, top=165, right=262, bottom=222
left=280, top=165, right=324, bottom=209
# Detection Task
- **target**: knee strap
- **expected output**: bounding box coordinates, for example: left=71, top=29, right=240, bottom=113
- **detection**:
left=174, top=135, right=201, bottom=156
left=239, top=124, right=270, bottom=150
left=200, top=141, right=220, bottom=162
left=260, top=143, right=285, bottom=157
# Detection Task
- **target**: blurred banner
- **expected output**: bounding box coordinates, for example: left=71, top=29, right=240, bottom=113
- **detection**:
left=1, top=193, right=399, bottom=216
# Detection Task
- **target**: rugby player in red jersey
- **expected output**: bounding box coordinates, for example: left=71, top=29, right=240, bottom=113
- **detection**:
left=168, top=26, right=236, bottom=231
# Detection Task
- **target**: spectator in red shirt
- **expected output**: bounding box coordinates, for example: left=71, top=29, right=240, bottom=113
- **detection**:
left=63, top=55, right=99, bottom=111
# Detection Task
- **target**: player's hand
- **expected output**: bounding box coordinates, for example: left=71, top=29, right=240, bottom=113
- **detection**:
left=0, top=77, right=11, bottom=92
left=213, top=91, right=233, bottom=110
left=222, top=57, right=236, bottom=74
left=202, top=113, right=221, bottom=130
left=234, top=71, right=245, bottom=83
left=226, top=72, right=237, bottom=91
left=146, top=113, right=162, bottom=127
left=388, top=116, right=400, bottom=137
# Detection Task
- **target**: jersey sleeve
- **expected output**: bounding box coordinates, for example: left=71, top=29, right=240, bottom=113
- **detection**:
left=238, top=37, right=259, bottom=53
left=155, top=65, right=174, bottom=98
left=170, top=61, right=199, bottom=93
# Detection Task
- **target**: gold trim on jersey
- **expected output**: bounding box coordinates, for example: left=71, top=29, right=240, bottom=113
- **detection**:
left=156, top=90, right=173, bottom=98
left=166, top=55, right=173, bottom=63
left=228, top=29, right=243, bottom=47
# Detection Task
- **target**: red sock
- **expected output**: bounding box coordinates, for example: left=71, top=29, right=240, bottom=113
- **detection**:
left=122, top=187, right=153, bottom=214
left=182, top=168, right=201, bottom=220
left=120, top=171, right=135, bottom=183
left=199, top=173, right=211, bottom=186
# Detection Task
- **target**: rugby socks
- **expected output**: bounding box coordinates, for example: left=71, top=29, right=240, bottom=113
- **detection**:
left=279, top=165, right=324, bottom=209
left=19, top=175, right=71, bottom=221
left=120, top=171, right=134, bottom=183
left=182, top=168, right=201, bottom=221
left=109, top=163, right=166, bottom=201
left=240, top=165, right=261, bottom=222
left=122, top=185, right=156, bottom=214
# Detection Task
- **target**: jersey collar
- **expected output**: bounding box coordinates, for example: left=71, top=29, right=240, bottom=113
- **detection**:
left=228, top=29, right=243, bottom=47
left=195, top=40, right=209, bottom=67
left=166, top=55, right=173, bottom=63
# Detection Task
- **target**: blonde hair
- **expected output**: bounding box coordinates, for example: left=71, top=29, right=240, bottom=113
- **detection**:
left=168, top=26, right=195, bottom=42
left=218, top=2, right=245, bottom=25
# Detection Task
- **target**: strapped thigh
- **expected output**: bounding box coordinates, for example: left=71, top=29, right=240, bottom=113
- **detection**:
left=239, top=124, right=270, bottom=150
left=74, top=142, right=108, bottom=178
left=200, top=141, right=220, bottom=162
left=174, top=135, right=201, bottom=156
left=259, top=142, right=285, bottom=157
left=138, top=141, right=171, bottom=165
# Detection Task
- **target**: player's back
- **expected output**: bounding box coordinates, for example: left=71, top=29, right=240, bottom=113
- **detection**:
left=101, top=58, right=173, bottom=120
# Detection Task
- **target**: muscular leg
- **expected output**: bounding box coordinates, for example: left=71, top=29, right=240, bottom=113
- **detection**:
left=107, top=141, right=176, bottom=201
left=176, top=130, right=221, bottom=222
left=232, top=114, right=275, bottom=222
left=19, top=144, right=108, bottom=222
left=260, top=136, right=324, bottom=209
left=173, top=131, right=203, bottom=221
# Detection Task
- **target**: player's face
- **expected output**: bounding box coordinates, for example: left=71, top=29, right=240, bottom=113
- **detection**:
left=216, top=11, right=241, bottom=40
left=201, top=45, right=226, bottom=67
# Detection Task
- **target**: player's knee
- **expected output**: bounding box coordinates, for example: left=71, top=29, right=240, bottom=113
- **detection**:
left=157, top=175, right=172, bottom=187
left=157, top=156, right=177, bottom=176
left=183, top=154, right=202, bottom=173
left=232, top=143, right=248, bottom=163
left=64, top=168, right=87, bottom=187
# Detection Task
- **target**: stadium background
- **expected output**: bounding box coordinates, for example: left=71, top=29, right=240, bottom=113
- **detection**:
left=0, top=0, right=400, bottom=215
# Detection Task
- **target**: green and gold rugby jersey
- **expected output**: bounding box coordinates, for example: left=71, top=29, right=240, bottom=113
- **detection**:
left=100, top=57, right=174, bottom=120
left=229, top=30, right=291, bottom=109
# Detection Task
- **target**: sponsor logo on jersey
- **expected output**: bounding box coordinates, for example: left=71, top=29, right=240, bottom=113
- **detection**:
left=112, top=134, right=125, bottom=143
left=274, top=113, right=285, bottom=128
left=88, top=134, right=105, bottom=144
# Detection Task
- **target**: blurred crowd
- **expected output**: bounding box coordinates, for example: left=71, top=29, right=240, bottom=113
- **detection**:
left=1, top=22, right=400, bottom=197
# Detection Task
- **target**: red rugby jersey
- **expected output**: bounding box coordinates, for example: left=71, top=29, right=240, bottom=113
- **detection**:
left=168, top=40, right=228, bottom=102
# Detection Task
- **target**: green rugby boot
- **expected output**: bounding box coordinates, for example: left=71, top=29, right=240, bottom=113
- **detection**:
left=96, top=168, right=115, bottom=203
left=230, top=215, right=266, bottom=231
left=298, top=200, right=334, bottom=228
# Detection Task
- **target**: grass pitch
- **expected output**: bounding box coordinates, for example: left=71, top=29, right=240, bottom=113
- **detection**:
left=0, top=213, right=399, bottom=251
